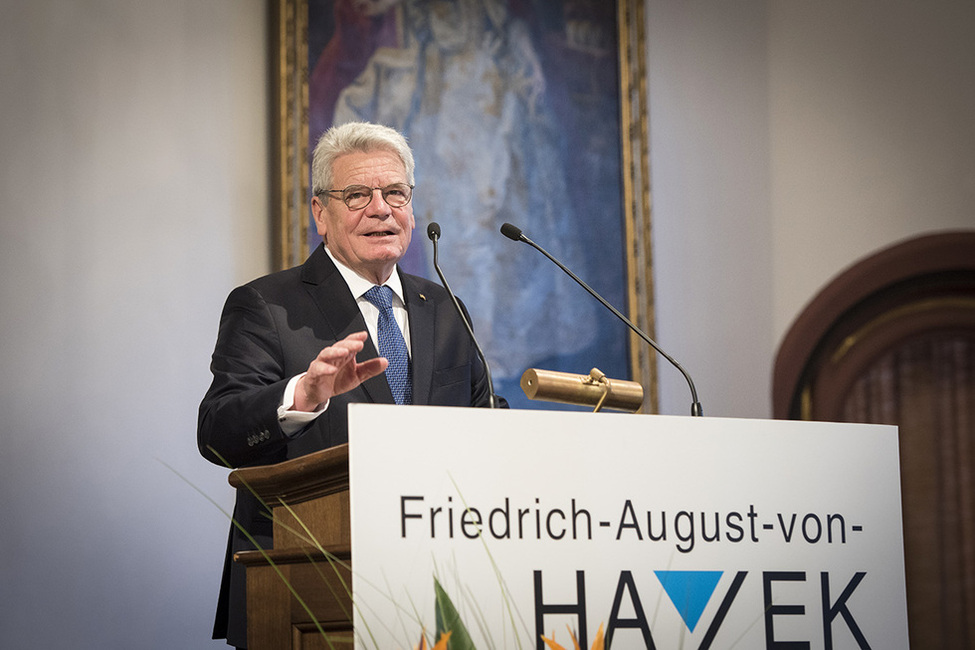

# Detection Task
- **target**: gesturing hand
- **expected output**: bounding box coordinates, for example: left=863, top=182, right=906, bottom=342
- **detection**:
left=293, top=331, right=388, bottom=412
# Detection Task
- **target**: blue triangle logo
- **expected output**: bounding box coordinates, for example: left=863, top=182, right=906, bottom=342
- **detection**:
left=654, top=570, right=723, bottom=632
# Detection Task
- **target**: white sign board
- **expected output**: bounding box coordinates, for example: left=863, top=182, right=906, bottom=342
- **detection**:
left=348, top=404, right=908, bottom=649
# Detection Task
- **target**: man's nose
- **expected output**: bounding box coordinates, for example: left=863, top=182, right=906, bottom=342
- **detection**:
left=364, top=188, right=393, bottom=215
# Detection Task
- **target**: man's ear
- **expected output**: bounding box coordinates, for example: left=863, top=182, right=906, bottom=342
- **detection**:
left=311, top=196, right=328, bottom=241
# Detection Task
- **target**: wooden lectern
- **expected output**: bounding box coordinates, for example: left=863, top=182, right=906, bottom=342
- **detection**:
left=230, top=444, right=353, bottom=650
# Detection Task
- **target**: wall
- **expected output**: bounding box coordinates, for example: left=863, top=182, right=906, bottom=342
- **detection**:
left=648, top=0, right=975, bottom=417
left=648, top=0, right=773, bottom=418
left=768, top=0, right=975, bottom=341
left=0, top=1, right=268, bottom=647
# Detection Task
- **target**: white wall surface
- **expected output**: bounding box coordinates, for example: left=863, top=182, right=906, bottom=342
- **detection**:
left=649, top=0, right=975, bottom=417
left=768, top=0, right=975, bottom=341
left=648, top=0, right=773, bottom=418
left=1, top=0, right=973, bottom=647
left=0, top=1, right=268, bottom=647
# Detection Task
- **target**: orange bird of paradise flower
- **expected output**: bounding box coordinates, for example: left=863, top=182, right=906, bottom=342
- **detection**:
left=541, top=623, right=605, bottom=650
left=414, top=630, right=452, bottom=650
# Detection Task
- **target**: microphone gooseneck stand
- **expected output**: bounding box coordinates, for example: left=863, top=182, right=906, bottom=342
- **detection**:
left=427, top=222, right=498, bottom=408
left=500, top=222, right=703, bottom=416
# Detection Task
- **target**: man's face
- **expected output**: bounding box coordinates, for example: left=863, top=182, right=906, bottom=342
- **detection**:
left=312, top=150, right=415, bottom=284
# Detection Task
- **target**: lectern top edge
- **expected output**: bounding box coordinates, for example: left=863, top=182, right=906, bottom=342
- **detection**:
left=228, top=443, right=350, bottom=504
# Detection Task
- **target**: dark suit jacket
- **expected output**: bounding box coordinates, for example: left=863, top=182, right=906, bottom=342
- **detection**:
left=198, top=246, right=496, bottom=647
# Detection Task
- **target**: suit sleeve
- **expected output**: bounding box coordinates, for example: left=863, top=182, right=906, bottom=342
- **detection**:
left=197, top=285, right=294, bottom=468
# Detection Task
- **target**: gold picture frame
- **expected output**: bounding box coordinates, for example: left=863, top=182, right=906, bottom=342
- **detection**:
left=269, top=0, right=657, bottom=412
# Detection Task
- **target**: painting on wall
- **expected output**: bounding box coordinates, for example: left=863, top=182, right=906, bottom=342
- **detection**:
left=271, top=0, right=656, bottom=410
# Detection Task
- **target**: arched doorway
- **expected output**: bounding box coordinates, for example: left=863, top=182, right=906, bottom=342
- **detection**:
left=773, top=230, right=975, bottom=648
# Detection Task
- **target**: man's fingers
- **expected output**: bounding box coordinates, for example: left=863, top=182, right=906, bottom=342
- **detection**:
left=314, top=346, right=355, bottom=365
left=318, top=339, right=363, bottom=360
left=306, top=331, right=381, bottom=382
left=355, top=357, right=389, bottom=381
left=310, top=331, right=369, bottom=366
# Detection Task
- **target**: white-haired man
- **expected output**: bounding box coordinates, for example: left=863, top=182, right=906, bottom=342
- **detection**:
left=199, top=121, right=498, bottom=648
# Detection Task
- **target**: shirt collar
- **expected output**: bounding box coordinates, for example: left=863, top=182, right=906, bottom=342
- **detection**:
left=323, top=243, right=405, bottom=305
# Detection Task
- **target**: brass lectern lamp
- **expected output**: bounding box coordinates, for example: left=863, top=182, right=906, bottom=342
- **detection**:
left=520, top=367, right=645, bottom=413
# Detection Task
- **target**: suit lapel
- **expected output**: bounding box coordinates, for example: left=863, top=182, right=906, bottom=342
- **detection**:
left=402, top=271, right=435, bottom=405
left=301, top=247, right=394, bottom=404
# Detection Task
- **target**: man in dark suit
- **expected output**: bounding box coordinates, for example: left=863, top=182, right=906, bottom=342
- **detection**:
left=198, top=121, right=497, bottom=648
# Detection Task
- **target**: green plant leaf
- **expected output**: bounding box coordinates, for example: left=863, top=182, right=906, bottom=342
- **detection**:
left=434, top=577, right=477, bottom=650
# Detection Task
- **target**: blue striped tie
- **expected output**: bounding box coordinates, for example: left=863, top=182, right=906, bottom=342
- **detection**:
left=363, top=285, right=412, bottom=405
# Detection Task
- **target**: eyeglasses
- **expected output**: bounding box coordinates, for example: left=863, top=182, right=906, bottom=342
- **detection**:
left=317, top=183, right=414, bottom=210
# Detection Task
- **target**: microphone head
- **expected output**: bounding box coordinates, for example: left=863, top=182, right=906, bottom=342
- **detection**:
left=427, top=221, right=441, bottom=240
left=500, top=222, right=523, bottom=241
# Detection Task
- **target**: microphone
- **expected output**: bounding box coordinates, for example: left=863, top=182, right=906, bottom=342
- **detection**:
left=427, top=222, right=498, bottom=408
left=500, top=222, right=703, bottom=416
